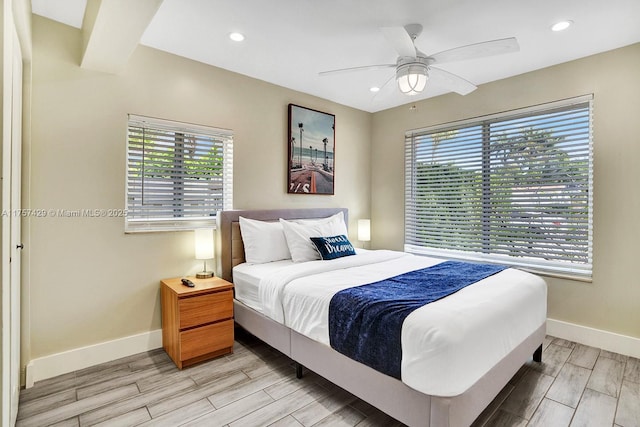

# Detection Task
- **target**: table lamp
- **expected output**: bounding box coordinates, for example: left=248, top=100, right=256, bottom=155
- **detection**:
left=194, top=228, right=215, bottom=278
left=358, top=219, right=371, bottom=248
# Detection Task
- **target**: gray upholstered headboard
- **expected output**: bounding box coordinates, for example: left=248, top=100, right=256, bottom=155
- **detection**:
left=217, top=208, right=348, bottom=283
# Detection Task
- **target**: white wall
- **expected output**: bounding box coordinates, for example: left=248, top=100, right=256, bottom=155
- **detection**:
left=28, top=15, right=371, bottom=360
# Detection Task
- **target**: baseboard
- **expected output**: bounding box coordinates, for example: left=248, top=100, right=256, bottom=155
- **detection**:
left=23, top=319, right=640, bottom=388
left=25, top=329, right=163, bottom=388
left=547, top=318, right=640, bottom=359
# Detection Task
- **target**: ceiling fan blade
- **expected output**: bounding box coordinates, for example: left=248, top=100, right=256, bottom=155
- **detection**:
left=372, top=73, right=397, bottom=101
left=380, top=26, right=417, bottom=58
left=319, top=64, right=395, bottom=76
left=428, top=67, right=477, bottom=95
left=429, top=37, right=519, bottom=64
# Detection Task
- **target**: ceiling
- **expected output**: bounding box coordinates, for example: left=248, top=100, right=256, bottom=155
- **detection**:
left=31, top=0, right=640, bottom=113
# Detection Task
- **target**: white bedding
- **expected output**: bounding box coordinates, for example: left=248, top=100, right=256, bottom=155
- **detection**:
left=244, top=250, right=547, bottom=397
left=233, top=259, right=294, bottom=313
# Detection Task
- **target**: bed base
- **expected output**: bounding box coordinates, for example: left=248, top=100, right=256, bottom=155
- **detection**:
left=219, top=209, right=545, bottom=426
left=234, top=299, right=545, bottom=427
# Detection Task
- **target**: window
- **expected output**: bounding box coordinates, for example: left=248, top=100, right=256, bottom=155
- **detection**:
left=405, top=96, right=593, bottom=279
left=126, top=115, right=233, bottom=232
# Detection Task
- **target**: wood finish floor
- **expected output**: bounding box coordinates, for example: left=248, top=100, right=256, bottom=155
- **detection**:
left=17, top=330, right=640, bottom=427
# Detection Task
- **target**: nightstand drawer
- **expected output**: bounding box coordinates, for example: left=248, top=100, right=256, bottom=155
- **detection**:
left=179, top=290, right=233, bottom=329
left=179, top=319, right=234, bottom=361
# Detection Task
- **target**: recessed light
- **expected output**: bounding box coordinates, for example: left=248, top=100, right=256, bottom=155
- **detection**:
left=229, top=32, right=245, bottom=42
left=551, top=20, right=573, bottom=32
left=370, top=87, right=380, bottom=93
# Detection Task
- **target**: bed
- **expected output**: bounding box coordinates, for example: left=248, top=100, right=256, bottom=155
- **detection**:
left=217, top=208, right=546, bottom=427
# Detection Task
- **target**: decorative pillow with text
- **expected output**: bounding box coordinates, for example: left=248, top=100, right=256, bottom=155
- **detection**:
left=310, top=235, right=356, bottom=260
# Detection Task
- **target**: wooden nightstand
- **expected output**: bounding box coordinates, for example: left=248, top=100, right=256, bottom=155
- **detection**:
left=161, top=276, right=234, bottom=369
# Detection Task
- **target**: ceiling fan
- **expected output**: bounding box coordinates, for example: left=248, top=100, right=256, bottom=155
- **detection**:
left=319, top=24, right=519, bottom=97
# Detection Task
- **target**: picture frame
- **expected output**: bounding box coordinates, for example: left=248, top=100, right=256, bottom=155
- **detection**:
left=287, top=104, right=335, bottom=194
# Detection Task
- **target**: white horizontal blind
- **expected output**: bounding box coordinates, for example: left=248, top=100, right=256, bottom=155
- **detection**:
left=126, top=115, right=233, bottom=232
left=405, top=96, right=593, bottom=278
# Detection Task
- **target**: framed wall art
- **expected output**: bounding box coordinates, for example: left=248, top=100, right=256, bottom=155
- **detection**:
left=287, top=104, right=335, bottom=194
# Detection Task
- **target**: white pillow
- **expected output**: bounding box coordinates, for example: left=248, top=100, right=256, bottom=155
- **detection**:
left=293, top=211, right=347, bottom=230
left=239, top=216, right=291, bottom=264
left=280, top=212, right=349, bottom=263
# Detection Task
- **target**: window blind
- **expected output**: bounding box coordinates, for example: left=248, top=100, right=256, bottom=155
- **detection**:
left=126, top=114, right=233, bottom=232
left=405, top=96, right=593, bottom=278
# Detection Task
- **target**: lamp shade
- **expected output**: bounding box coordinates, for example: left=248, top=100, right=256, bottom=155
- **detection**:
left=358, top=219, right=371, bottom=242
left=396, top=63, right=428, bottom=95
left=194, top=228, right=214, bottom=260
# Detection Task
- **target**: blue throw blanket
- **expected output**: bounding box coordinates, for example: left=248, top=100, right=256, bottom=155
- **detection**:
left=328, top=260, right=507, bottom=379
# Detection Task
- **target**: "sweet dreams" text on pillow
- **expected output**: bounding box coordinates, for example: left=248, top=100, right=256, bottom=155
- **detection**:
left=310, top=235, right=356, bottom=260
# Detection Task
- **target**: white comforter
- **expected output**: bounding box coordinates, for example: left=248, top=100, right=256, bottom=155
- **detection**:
left=257, top=250, right=547, bottom=396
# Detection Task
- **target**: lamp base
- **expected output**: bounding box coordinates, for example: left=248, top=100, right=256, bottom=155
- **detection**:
left=196, top=271, right=214, bottom=279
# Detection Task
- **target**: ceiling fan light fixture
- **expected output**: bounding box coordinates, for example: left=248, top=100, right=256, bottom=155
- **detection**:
left=396, top=62, right=428, bottom=95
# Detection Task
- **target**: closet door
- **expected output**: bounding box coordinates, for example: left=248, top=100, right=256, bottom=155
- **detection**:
left=1, top=7, right=23, bottom=424
left=9, top=29, right=22, bottom=425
